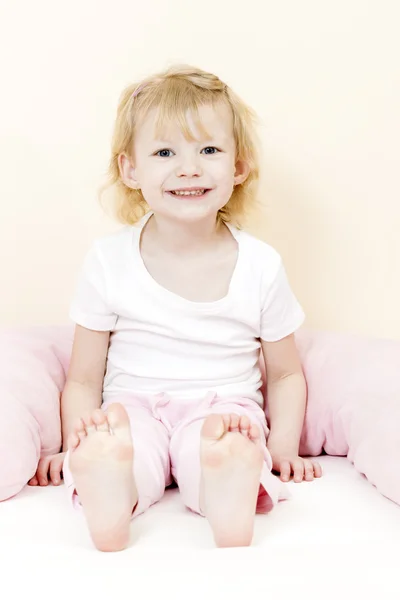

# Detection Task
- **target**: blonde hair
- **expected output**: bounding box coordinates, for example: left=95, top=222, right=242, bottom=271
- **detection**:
left=99, top=65, right=260, bottom=227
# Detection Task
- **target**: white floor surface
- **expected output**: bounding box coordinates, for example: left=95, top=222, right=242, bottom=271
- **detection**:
left=1, top=456, right=400, bottom=600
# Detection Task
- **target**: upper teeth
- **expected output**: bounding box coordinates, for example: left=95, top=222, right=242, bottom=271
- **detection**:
left=172, top=189, right=205, bottom=196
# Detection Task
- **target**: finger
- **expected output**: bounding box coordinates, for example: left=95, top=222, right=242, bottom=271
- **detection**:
left=279, top=461, right=291, bottom=482
left=50, top=471, right=61, bottom=485
left=312, top=460, right=323, bottom=478
left=293, top=459, right=305, bottom=483
left=50, top=458, right=64, bottom=486
left=303, top=459, right=315, bottom=481
left=28, top=476, right=38, bottom=486
left=36, top=457, right=51, bottom=486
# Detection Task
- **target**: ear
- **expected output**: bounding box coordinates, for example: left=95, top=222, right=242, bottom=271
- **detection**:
left=118, top=153, right=140, bottom=189
left=233, top=159, right=250, bottom=186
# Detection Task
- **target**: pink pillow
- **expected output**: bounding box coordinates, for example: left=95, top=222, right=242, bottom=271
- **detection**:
left=0, top=326, right=73, bottom=500
left=294, top=329, right=400, bottom=504
left=0, top=325, right=399, bottom=506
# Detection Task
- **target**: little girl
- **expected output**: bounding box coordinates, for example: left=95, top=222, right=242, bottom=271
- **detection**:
left=34, top=65, right=322, bottom=551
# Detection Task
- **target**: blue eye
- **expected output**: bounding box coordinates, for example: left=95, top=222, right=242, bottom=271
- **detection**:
left=201, top=146, right=219, bottom=155
left=155, top=149, right=174, bottom=157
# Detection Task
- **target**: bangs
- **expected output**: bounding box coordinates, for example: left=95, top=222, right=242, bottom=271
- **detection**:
left=134, top=78, right=224, bottom=142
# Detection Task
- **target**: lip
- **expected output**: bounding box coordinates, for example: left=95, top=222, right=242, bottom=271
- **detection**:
left=165, top=188, right=212, bottom=200
left=166, top=187, right=211, bottom=192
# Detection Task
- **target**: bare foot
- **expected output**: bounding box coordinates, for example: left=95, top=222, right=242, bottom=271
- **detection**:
left=68, top=403, right=137, bottom=552
left=200, top=413, right=263, bottom=547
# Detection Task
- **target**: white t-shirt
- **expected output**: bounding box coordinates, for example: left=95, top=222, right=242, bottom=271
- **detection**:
left=69, top=212, right=305, bottom=406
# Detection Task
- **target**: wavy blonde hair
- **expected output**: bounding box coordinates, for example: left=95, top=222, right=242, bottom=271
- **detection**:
left=99, top=65, right=260, bottom=227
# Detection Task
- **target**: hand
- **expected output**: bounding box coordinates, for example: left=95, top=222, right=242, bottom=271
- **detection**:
left=269, top=451, right=323, bottom=483
left=28, top=452, right=66, bottom=487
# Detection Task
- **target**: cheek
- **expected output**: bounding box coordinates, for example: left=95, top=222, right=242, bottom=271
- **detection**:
left=211, top=162, right=236, bottom=191
left=139, top=162, right=169, bottom=189
left=212, top=155, right=235, bottom=179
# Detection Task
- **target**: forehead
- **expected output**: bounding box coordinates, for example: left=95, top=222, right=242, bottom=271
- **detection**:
left=135, top=101, right=234, bottom=143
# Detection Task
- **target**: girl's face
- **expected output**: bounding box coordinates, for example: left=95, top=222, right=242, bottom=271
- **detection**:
left=120, top=102, right=249, bottom=224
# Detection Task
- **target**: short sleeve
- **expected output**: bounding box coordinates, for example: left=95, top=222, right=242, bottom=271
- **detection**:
left=69, top=242, right=118, bottom=331
left=260, top=260, right=305, bottom=342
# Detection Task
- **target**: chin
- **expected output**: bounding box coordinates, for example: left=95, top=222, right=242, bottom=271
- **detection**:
left=175, top=208, right=220, bottom=223
left=159, top=201, right=212, bottom=218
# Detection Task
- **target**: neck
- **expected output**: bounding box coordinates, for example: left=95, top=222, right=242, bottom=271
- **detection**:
left=146, top=212, right=223, bottom=254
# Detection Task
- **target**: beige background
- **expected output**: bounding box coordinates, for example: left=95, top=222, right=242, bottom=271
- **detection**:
left=0, top=1, right=399, bottom=339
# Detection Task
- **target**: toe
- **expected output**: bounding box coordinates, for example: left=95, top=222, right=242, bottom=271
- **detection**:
left=93, top=409, right=109, bottom=432
left=106, top=404, right=132, bottom=443
left=228, top=413, right=240, bottom=432
left=68, top=432, right=80, bottom=451
left=201, top=414, right=226, bottom=441
left=74, top=417, right=87, bottom=442
left=82, top=412, right=96, bottom=434
left=249, top=423, right=261, bottom=442
left=239, top=415, right=251, bottom=437
left=221, top=414, right=231, bottom=430
left=77, top=430, right=87, bottom=443
left=74, top=417, right=85, bottom=432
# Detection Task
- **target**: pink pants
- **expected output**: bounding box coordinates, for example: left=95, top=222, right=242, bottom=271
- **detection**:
left=63, top=392, right=289, bottom=517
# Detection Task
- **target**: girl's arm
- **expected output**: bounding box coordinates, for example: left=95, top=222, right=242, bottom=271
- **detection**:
left=261, top=334, right=322, bottom=482
left=261, top=333, right=306, bottom=454
left=61, top=324, right=110, bottom=451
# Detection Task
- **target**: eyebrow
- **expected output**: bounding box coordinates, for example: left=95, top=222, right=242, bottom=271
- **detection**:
left=151, top=136, right=228, bottom=145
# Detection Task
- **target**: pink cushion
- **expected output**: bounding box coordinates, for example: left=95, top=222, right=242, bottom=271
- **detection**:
left=0, top=325, right=399, bottom=505
left=295, top=329, right=400, bottom=504
left=0, top=326, right=73, bottom=500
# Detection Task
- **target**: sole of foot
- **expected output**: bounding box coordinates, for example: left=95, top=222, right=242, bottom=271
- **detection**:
left=68, top=403, right=137, bottom=552
left=200, top=413, right=264, bottom=548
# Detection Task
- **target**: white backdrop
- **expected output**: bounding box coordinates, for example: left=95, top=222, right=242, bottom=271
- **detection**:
left=1, top=0, right=399, bottom=339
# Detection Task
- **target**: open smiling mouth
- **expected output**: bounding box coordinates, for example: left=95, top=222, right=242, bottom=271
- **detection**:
left=166, top=189, right=212, bottom=198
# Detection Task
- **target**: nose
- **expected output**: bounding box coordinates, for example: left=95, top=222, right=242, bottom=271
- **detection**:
left=175, top=153, right=202, bottom=178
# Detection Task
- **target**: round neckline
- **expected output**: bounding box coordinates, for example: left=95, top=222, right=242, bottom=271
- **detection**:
left=132, top=212, right=243, bottom=311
